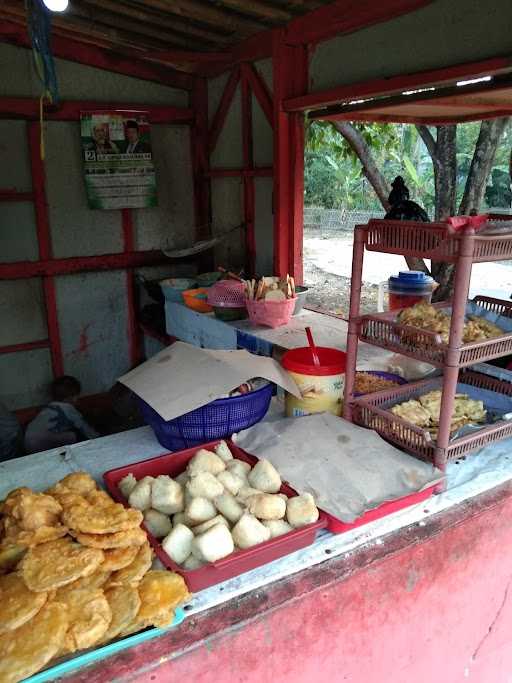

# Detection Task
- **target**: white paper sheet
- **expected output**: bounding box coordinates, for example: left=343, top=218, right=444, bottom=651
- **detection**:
left=233, top=413, right=444, bottom=522
left=118, top=341, right=301, bottom=421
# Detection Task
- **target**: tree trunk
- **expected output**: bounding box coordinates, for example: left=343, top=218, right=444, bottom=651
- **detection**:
left=459, top=117, right=510, bottom=214
left=332, top=121, right=390, bottom=209
left=333, top=121, right=430, bottom=272
left=433, top=126, right=457, bottom=221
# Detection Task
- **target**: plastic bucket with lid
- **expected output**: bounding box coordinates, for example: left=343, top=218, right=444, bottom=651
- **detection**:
left=281, top=346, right=346, bottom=417
left=377, top=270, right=434, bottom=312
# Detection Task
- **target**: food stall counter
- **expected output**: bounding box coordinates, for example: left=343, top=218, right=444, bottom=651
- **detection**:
left=3, top=427, right=512, bottom=682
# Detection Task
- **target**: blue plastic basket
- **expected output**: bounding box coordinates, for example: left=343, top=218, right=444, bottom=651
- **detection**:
left=139, top=382, right=273, bottom=450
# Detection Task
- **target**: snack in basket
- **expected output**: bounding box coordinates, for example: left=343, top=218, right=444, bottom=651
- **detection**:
left=118, top=440, right=320, bottom=568
left=62, top=496, right=143, bottom=535
left=102, top=584, right=141, bottom=641
left=0, top=573, right=48, bottom=634
left=354, top=372, right=401, bottom=394
left=135, top=570, right=189, bottom=629
left=101, top=545, right=139, bottom=572
left=20, top=537, right=105, bottom=592
left=397, top=302, right=504, bottom=343
left=0, top=601, right=69, bottom=683
left=0, top=472, right=190, bottom=682
left=391, top=389, right=486, bottom=437
left=108, top=541, right=153, bottom=587
left=55, top=583, right=112, bottom=653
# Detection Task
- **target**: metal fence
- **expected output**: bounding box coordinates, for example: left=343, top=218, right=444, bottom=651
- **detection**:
left=303, top=206, right=385, bottom=235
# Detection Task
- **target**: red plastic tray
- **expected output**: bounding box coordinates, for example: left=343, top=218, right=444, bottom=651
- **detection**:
left=322, top=484, right=436, bottom=534
left=103, top=440, right=328, bottom=592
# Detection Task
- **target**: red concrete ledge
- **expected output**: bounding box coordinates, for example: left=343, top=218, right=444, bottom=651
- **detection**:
left=63, top=478, right=512, bottom=682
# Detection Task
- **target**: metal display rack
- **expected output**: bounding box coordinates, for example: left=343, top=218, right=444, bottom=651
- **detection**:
left=343, top=218, right=512, bottom=472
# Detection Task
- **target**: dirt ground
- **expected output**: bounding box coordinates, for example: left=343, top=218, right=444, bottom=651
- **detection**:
left=303, top=236, right=378, bottom=316
left=303, top=230, right=512, bottom=315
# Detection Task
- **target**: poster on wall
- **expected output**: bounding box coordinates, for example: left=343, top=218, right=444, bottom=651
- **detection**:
left=80, top=110, right=158, bottom=210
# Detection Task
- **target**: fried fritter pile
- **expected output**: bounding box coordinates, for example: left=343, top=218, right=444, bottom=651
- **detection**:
left=0, top=472, right=190, bottom=682
left=397, top=303, right=504, bottom=344
left=391, top=389, right=486, bottom=438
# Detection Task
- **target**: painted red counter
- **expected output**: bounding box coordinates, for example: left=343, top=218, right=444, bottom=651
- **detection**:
left=61, top=479, right=512, bottom=683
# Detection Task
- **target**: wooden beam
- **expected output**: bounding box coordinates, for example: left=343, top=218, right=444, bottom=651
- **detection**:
left=28, top=122, right=64, bottom=377
left=272, top=29, right=307, bottom=282
left=284, top=0, right=434, bottom=46
left=0, top=190, right=34, bottom=201
left=311, top=71, right=512, bottom=121
left=0, top=97, right=194, bottom=124
left=242, top=63, right=273, bottom=128
left=190, top=77, right=211, bottom=241
left=207, top=167, right=273, bottom=178
left=81, top=0, right=233, bottom=47
left=0, top=340, right=49, bottom=355
left=214, top=0, right=293, bottom=22
left=209, top=67, right=240, bottom=154
left=0, top=251, right=170, bottom=280
left=285, top=56, right=512, bottom=112
left=324, top=110, right=512, bottom=125
left=127, top=0, right=265, bottom=36
left=153, top=50, right=231, bottom=64
left=0, top=18, right=194, bottom=90
left=2, top=4, right=188, bottom=53
left=67, top=3, right=209, bottom=52
left=241, top=69, right=256, bottom=274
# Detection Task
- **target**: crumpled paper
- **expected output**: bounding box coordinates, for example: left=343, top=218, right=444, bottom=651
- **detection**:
left=234, top=413, right=444, bottom=523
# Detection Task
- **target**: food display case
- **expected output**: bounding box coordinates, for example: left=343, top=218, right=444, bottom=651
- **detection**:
left=343, top=218, right=512, bottom=472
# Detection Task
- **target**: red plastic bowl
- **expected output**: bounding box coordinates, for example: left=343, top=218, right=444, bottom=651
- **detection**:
left=103, top=440, right=328, bottom=592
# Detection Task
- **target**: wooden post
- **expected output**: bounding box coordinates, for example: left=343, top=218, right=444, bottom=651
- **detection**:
left=272, top=30, right=307, bottom=282
left=241, top=65, right=256, bottom=275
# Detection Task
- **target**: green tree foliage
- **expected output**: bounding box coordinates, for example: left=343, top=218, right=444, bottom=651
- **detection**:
left=305, top=120, right=511, bottom=212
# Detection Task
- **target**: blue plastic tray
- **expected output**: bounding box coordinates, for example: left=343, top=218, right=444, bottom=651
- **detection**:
left=24, top=607, right=186, bottom=683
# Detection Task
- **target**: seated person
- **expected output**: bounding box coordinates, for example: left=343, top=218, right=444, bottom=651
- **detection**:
left=0, top=401, right=23, bottom=462
left=24, top=376, right=99, bottom=454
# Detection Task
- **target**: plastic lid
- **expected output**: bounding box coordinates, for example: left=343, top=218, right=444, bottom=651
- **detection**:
left=388, top=270, right=434, bottom=292
left=282, top=347, right=346, bottom=376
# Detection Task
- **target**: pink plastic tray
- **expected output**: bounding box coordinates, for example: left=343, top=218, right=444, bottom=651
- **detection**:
left=103, top=440, right=328, bottom=592
left=323, top=485, right=436, bottom=534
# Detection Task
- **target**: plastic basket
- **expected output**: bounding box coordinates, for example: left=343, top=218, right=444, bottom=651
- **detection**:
left=139, top=382, right=273, bottom=450
left=351, top=368, right=512, bottom=463
left=246, top=297, right=296, bottom=328
left=361, top=218, right=512, bottom=263
left=207, top=280, right=246, bottom=308
left=358, top=296, right=512, bottom=368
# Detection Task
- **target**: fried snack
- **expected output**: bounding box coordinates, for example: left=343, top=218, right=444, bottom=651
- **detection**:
left=67, top=568, right=112, bottom=591
left=73, top=526, right=147, bottom=549
left=55, top=585, right=112, bottom=653
left=0, top=545, right=26, bottom=574
left=47, top=472, right=97, bottom=497
left=62, top=499, right=143, bottom=535
left=101, top=545, right=139, bottom=572
left=102, top=584, right=141, bottom=642
left=9, top=525, right=69, bottom=548
left=0, top=601, right=68, bottom=683
left=0, top=573, right=48, bottom=634
left=20, top=537, right=104, bottom=592
left=354, top=372, right=401, bottom=394
left=397, top=303, right=504, bottom=344
left=390, top=400, right=431, bottom=427
left=7, top=490, right=62, bottom=531
left=136, top=570, right=190, bottom=628
left=108, top=542, right=153, bottom=586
